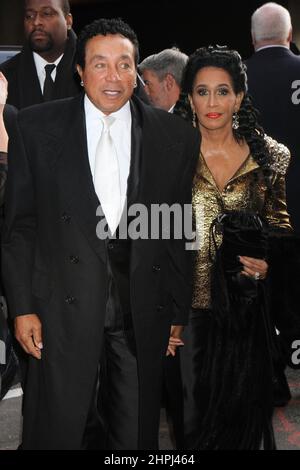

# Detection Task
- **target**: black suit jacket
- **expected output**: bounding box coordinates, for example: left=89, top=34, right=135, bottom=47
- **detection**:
left=2, top=94, right=199, bottom=449
left=0, top=30, right=81, bottom=109
left=1, top=105, right=17, bottom=206
left=246, top=47, right=300, bottom=231
left=0, top=105, right=18, bottom=295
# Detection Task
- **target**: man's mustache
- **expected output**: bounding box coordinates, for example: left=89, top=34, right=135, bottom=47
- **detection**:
left=29, top=29, right=51, bottom=39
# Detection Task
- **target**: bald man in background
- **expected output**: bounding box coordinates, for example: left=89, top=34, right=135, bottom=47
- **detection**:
left=246, top=2, right=300, bottom=233
left=246, top=2, right=300, bottom=409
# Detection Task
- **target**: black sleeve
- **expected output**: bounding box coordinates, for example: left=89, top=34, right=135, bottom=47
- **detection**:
left=170, top=127, right=200, bottom=325
left=1, top=112, right=36, bottom=318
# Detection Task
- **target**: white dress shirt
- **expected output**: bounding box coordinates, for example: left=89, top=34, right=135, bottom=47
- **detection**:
left=33, top=52, right=63, bottom=92
left=84, top=95, right=132, bottom=212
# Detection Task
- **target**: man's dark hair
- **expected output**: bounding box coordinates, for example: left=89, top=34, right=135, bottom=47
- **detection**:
left=24, top=0, right=71, bottom=15
left=76, top=18, right=139, bottom=69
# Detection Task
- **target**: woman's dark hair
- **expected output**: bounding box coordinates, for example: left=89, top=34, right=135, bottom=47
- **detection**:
left=76, top=17, right=139, bottom=69
left=176, top=45, right=271, bottom=169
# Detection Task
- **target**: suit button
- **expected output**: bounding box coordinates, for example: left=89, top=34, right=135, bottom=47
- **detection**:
left=65, top=296, right=76, bottom=305
left=152, top=265, right=161, bottom=272
left=61, top=213, right=71, bottom=223
left=157, top=305, right=164, bottom=311
left=69, top=255, right=79, bottom=264
left=107, top=242, right=114, bottom=250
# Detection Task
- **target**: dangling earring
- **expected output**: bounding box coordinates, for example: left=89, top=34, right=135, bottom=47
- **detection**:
left=133, top=81, right=137, bottom=88
left=192, top=111, right=197, bottom=128
left=232, top=112, right=239, bottom=130
left=80, top=80, right=84, bottom=87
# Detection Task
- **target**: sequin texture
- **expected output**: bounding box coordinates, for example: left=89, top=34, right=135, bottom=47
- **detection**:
left=192, top=136, right=291, bottom=309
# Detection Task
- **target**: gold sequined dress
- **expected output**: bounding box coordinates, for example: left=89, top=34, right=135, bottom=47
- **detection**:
left=180, top=136, right=291, bottom=450
left=192, top=135, right=291, bottom=309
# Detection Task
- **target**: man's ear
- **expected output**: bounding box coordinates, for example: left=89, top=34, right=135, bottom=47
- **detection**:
left=66, top=13, right=73, bottom=31
left=165, top=73, right=175, bottom=91
left=76, top=64, right=83, bottom=81
left=251, top=30, right=258, bottom=50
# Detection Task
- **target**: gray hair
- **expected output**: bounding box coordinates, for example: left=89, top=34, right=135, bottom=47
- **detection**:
left=251, top=2, right=292, bottom=43
left=139, top=48, right=188, bottom=86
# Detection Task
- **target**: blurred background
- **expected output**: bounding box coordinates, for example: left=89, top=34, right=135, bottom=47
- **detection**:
left=1, top=0, right=300, bottom=61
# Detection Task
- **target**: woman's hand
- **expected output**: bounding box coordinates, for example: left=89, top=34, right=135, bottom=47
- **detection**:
left=166, top=325, right=184, bottom=356
left=239, top=255, right=268, bottom=280
left=0, top=72, right=8, bottom=107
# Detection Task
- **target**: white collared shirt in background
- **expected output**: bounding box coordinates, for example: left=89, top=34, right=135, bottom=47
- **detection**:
left=33, top=52, right=63, bottom=92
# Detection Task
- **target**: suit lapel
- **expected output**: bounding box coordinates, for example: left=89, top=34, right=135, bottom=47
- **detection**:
left=18, top=47, right=43, bottom=108
left=54, top=30, right=80, bottom=99
left=126, top=100, right=142, bottom=206
left=54, top=96, right=106, bottom=264
left=129, top=98, right=185, bottom=276
left=135, top=98, right=184, bottom=203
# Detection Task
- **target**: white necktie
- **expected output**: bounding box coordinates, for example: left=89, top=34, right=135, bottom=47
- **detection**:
left=94, top=115, right=122, bottom=235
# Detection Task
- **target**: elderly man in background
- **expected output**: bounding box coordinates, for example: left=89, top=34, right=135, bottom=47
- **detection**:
left=246, top=2, right=300, bottom=233
left=246, top=1, right=300, bottom=409
left=139, top=47, right=188, bottom=113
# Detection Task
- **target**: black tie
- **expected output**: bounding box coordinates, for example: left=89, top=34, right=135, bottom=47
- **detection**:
left=43, top=64, right=56, bottom=101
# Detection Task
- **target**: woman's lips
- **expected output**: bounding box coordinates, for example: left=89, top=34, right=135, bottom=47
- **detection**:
left=206, top=113, right=222, bottom=119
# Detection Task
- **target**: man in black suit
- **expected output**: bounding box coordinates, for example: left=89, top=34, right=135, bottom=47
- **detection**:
left=246, top=2, right=300, bottom=408
left=0, top=0, right=81, bottom=397
left=246, top=2, right=300, bottom=232
left=0, top=0, right=80, bottom=109
left=2, top=18, right=199, bottom=450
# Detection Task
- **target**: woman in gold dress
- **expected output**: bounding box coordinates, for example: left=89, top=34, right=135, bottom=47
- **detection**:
left=171, top=46, right=292, bottom=450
